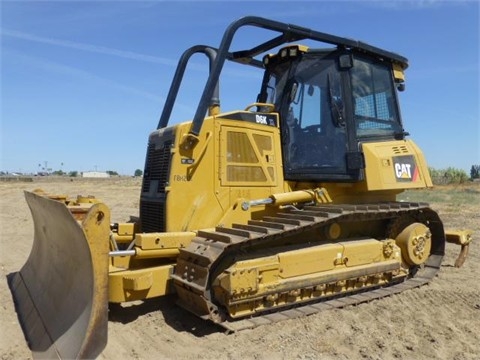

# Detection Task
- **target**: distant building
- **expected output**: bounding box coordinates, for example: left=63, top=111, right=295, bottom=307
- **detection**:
left=82, top=171, right=110, bottom=178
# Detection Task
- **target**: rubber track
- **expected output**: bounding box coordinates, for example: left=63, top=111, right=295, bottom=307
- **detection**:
left=172, top=202, right=445, bottom=332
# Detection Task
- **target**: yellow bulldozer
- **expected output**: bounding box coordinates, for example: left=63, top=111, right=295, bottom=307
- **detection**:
left=9, top=16, right=472, bottom=359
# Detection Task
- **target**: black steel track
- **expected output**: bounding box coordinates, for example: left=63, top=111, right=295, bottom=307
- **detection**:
left=172, top=202, right=445, bottom=332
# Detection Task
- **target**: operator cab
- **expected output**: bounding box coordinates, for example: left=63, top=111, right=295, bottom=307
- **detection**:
left=258, top=45, right=406, bottom=182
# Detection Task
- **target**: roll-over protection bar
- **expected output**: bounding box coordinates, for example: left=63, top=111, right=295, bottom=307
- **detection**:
left=157, top=15, right=408, bottom=148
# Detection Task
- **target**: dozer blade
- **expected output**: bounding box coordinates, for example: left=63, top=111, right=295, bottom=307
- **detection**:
left=9, top=191, right=110, bottom=359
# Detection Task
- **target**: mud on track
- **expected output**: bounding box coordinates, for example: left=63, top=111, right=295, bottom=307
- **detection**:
left=1, top=177, right=479, bottom=360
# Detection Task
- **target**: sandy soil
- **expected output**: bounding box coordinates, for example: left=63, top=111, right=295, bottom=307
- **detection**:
left=1, top=178, right=479, bottom=360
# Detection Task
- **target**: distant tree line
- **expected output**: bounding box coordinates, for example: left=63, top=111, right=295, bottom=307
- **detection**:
left=471, top=165, right=480, bottom=180
left=429, top=166, right=480, bottom=185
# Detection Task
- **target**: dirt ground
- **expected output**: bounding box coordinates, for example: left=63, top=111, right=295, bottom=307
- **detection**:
left=1, top=177, right=479, bottom=360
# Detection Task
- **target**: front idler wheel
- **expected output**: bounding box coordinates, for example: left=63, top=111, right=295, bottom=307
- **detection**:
left=395, top=222, right=432, bottom=266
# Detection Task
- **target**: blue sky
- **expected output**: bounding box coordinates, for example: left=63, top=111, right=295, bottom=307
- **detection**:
left=1, top=1, right=478, bottom=175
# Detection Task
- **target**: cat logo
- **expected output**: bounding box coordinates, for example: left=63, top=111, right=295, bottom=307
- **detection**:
left=393, top=155, right=419, bottom=182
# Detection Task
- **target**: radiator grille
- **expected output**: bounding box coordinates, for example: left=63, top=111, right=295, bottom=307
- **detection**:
left=140, top=199, right=166, bottom=233
left=141, top=141, right=172, bottom=193
left=140, top=138, right=173, bottom=232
